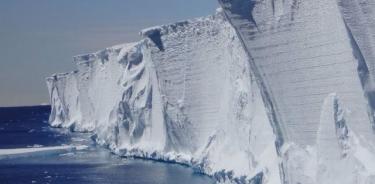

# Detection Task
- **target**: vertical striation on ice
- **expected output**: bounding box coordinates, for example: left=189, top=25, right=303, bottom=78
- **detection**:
left=47, top=1, right=375, bottom=183
left=47, top=13, right=279, bottom=183
left=219, top=0, right=375, bottom=146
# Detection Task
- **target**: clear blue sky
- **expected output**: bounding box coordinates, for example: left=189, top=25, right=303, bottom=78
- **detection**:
left=0, top=0, right=218, bottom=107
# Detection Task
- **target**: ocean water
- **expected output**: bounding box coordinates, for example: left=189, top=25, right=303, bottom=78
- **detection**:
left=0, top=106, right=214, bottom=184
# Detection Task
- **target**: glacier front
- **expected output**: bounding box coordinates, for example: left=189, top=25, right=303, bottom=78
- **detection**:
left=47, top=1, right=375, bottom=184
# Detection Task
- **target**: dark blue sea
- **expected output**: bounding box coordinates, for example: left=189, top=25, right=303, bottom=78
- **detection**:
left=0, top=106, right=214, bottom=184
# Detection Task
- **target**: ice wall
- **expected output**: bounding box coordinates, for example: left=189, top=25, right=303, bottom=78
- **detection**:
left=338, top=0, right=375, bottom=127
left=219, top=0, right=375, bottom=146
left=282, top=94, right=375, bottom=184
left=48, top=1, right=375, bottom=183
left=47, top=13, right=280, bottom=183
left=219, top=0, right=375, bottom=183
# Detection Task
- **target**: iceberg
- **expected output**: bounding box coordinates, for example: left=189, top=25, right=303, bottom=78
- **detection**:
left=47, top=1, right=375, bottom=183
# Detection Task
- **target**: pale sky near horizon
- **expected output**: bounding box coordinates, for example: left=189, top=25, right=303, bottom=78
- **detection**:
left=0, top=0, right=219, bottom=107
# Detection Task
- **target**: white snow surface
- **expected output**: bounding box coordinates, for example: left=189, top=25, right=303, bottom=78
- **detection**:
left=47, top=2, right=375, bottom=183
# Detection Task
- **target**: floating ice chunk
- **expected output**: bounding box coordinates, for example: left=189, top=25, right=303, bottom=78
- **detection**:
left=0, top=145, right=88, bottom=160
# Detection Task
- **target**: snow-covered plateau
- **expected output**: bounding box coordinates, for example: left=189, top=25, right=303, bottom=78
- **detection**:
left=47, top=1, right=375, bottom=183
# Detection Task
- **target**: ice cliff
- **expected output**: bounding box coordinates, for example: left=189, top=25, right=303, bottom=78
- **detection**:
left=47, top=0, right=375, bottom=183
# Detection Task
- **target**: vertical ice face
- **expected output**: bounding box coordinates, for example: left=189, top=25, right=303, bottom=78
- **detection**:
left=142, top=15, right=280, bottom=182
left=48, top=42, right=169, bottom=152
left=280, top=94, right=375, bottom=184
left=286, top=94, right=375, bottom=184
left=47, top=13, right=280, bottom=183
left=218, top=0, right=375, bottom=183
left=337, top=0, right=375, bottom=127
left=218, top=0, right=375, bottom=145
left=47, top=72, right=80, bottom=128
left=315, top=94, right=356, bottom=184
left=47, top=1, right=375, bottom=183
left=142, top=17, right=246, bottom=154
left=111, top=42, right=167, bottom=152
